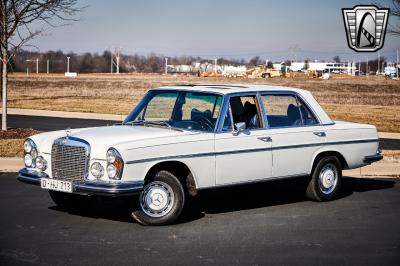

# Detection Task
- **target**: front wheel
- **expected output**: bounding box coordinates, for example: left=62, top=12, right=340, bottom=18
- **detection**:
left=306, top=156, right=342, bottom=201
left=132, top=170, right=185, bottom=225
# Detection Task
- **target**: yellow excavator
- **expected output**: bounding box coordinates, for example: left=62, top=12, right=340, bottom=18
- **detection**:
left=246, top=65, right=282, bottom=78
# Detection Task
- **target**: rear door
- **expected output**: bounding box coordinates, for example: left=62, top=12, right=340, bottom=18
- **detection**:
left=260, top=93, right=326, bottom=177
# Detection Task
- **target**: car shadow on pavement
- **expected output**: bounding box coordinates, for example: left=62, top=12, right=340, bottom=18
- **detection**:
left=48, top=177, right=396, bottom=225
left=49, top=196, right=138, bottom=223
left=178, top=177, right=395, bottom=224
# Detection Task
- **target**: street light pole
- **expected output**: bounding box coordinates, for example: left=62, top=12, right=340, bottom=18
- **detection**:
left=47, top=59, right=49, bottom=74
left=165, top=58, right=168, bottom=75
left=36, top=58, right=39, bottom=74
left=67, top=57, right=70, bottom=73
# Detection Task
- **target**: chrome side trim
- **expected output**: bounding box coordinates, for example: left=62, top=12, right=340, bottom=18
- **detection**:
left=126, top=138, right=379, bottom=164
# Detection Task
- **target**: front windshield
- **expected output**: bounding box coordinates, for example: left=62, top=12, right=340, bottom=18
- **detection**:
left=124, top=90, right=223, bottom=132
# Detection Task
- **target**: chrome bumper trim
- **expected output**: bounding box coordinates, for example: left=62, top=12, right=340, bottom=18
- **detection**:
left=17, top=168, right=143, bottom=196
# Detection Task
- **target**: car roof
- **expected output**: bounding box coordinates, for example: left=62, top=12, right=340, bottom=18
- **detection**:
left=153, top=84, right=308, bottom=95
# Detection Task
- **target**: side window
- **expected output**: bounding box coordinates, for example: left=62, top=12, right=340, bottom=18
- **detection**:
left=261, top=94, right=318, bottom=127
left=222, top=95, right=262, bottom=130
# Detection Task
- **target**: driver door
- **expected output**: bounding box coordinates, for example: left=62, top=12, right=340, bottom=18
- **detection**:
left=215, top=94, right=273, bottom=185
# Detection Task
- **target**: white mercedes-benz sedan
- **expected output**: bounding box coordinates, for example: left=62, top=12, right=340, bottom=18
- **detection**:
left=17, top=84, right=382, bottom=225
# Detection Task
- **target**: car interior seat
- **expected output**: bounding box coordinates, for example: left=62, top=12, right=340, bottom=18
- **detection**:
left=241, top=101, right=259, bottom=129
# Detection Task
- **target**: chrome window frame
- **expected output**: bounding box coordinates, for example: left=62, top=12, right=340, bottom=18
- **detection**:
left=216, top=92, right=267, bottom=133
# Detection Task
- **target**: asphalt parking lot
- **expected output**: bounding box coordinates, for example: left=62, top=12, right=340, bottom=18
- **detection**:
left=1, top=172, right=399, bottom=265
left=8, top=115, right=118, bottom=131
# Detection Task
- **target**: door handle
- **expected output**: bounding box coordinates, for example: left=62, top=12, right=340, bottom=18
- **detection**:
left=313, top=131, right=326, bottom=137
left=258, top=136, right=272, bottom=142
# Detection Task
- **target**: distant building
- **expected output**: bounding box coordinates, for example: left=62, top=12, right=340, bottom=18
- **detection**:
left=289, top=61, right=356, bottom=74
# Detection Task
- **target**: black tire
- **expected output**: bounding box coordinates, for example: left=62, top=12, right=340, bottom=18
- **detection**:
left=132, top=170, right=185, bottom=226
left=306, top=156, right=342, bottom=201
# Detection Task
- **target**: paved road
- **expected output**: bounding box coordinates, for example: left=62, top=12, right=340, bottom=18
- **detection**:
left=8, top=114, right=118, bottom=131
left=0, top=173, right=399, bottom=265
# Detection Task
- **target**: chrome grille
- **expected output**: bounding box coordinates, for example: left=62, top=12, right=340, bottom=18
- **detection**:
left=51, top=140, right=89, bottom=181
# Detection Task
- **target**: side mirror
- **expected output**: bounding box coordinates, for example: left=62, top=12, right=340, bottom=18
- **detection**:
left=232, top=122, right=246, bottom=136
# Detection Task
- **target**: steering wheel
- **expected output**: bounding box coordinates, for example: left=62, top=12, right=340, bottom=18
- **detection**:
left=192, top=116, right=214, bottom=131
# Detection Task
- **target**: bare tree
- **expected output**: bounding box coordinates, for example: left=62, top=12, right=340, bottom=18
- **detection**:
left=375, top=0, right=400, bottom=36
left=0, top=0, right=82, bottom=131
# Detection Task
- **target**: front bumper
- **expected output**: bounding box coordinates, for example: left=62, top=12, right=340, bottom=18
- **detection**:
left=17, top=168, right=144, bottom=196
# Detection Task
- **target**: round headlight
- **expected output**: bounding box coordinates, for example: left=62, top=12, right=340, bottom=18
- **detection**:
left=36, top=156, right=47, bottom=171
left=107, top=164, right=117, bottom=179
left=90, top=162, right=104, bottom=179
left=106, top=149, right=117, bottom=164
left=30, top=148, right=38, bottom=159
left=24, top=140, right=33, bottom=153
left=24, top=154, right=34, bottom=168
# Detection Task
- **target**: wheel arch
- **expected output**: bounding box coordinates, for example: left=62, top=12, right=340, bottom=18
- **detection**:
left=144, top=160, right=198, bottom=196
left=310, top=149, right=349, bottom=173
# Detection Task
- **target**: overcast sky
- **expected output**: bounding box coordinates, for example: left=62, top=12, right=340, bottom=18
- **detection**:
left=27, top=0, right=399, bottom=61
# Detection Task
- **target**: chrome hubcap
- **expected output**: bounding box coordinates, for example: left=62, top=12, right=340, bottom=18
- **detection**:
left=140, top=181, right=174, bottom=218
left=319, top=163, right=338, bottom=194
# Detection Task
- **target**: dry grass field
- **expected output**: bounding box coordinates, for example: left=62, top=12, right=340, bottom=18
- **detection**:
left=3, top=72, right=400, bottom=133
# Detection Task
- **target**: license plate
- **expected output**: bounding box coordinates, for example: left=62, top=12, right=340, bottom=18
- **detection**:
left=41, top=178, right=73, bottom=193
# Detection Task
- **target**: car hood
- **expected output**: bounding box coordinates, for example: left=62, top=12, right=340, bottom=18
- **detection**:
left=30, top=125, right=198, bottom=158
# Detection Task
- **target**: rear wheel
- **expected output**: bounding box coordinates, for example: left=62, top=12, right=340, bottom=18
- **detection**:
left=132, top=170, right=185, bottom=226
left=306, top=156, right=342, bottom=201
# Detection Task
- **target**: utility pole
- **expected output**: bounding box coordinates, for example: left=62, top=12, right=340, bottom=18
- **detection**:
left=36, top=58, right=39, bottom=74
left=47, top=59, right=49, bottom=74
left=214, top=58, right=217, bottom=74
left=165, top=58, right=168, bottom=75
left=67, top=57, right=70, bottom=73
